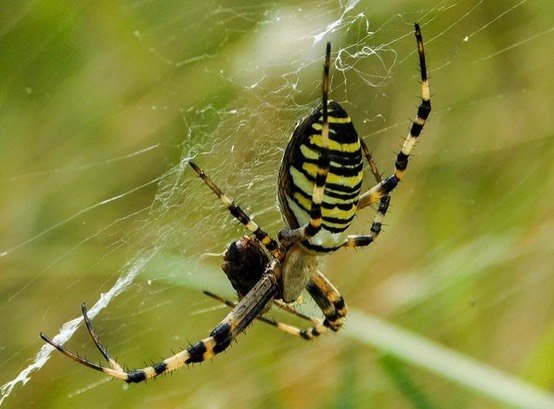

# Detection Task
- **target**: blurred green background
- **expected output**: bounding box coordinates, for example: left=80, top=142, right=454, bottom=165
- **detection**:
left=0, top=1, right=553, bottom=408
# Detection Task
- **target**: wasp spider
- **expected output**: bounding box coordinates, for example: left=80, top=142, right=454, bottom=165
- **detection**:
left=41, top=23, right=431, bottom=383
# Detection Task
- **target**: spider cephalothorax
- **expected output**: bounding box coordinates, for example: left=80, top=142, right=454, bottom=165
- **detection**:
left=41, top=24, right=431, bottom=383
left=222, top=236, right=269, bottom=299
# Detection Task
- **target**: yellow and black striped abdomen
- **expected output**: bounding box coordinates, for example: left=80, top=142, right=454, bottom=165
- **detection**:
left=278, top=100, right=363, bottom=253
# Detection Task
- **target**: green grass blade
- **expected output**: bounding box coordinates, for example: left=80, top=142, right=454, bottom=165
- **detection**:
left=345, top=310, right=554, bottom=409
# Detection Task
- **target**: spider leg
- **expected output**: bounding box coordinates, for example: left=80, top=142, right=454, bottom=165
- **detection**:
left=204, top=268, right=348, bottom=341
left=356, top=153, right=385, bottom=208
left=272, top=299, right=320, bottom=323
left=188, top=161, right=285, bottom=260
left=338, top=138, right=391, bottom=249
left=341, top=196, right=390, bottom=248
left=40, top=332, right=112, bottom=373
left=360, top=138, right=383, bottom=185
left=41, top=261, right=280, bottom=383
left=266, top=268, right=349, bottom=340
left=344, top=23, right=429, bottom=249
left=278, top=42, right=332, bottom=247
left=357, top=23, right=431, bottom=211
left=306, top=270, right=348, bottom=332
left=81, top=303, right=124, bottom=372
left=245, top=269, right=350, bottom=340
left=204, top=290, right=318, bottom=323
left=203, top=290, right=327, bottom=339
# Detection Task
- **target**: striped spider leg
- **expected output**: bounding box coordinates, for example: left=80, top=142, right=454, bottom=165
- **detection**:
left=41, top=258, right=281, bottom=383
left=203, top=290, right=326, bottom=339
left=343, top=22, right=431, bottom=249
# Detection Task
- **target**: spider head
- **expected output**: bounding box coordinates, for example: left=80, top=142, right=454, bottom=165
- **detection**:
left=222, top=236, right=270, bottom=298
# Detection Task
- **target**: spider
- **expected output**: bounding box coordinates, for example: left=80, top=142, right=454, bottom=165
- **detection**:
left=41, top=23, right=431, bottom=383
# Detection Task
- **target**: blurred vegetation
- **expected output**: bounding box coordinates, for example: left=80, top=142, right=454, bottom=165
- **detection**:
left=0, top=1, right=553, bottom=408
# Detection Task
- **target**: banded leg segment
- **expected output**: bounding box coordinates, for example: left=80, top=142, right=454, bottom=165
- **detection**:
left=341, top=195, right=390, bottom=248
left=342, top=138, right=391, bottom=248
left=278, top=42, right=332, bottom=247
left=205, top=269, right=347, bottom=341
left=358, top=23, right=431, bottom=210
left=41, top=266, right=279, bottom=383
left=305, top=270, right=348, bottom=334
left=204, top=291, right=328, bottom=340
left=188, top=161, right=284, bottom=260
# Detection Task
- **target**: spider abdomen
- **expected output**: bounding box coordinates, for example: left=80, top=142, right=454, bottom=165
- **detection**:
left=278, top=100, right=363, bottom=253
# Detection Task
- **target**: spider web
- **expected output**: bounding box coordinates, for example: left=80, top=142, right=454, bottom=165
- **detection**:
left=1, top=0, right=553, bottom=408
